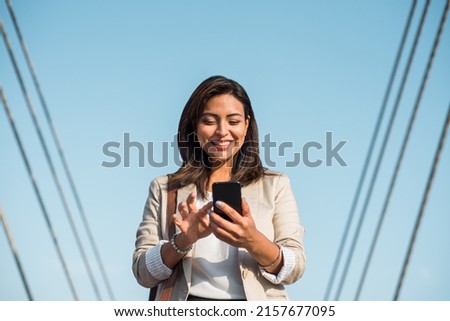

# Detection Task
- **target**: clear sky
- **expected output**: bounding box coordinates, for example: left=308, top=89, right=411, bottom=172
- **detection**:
left=1, top=0, right=449, bottom=301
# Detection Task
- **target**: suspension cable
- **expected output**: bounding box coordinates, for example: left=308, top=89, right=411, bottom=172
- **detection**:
left=0, top=205, right=33, bottom=300
left=394, top=99, right=450, bottom=300
left=5, top=0, right=115, bottom=300
left=355, top=0, right=449, bottom=300
left=323, top=0, right=418, bottom=300
left=0, top=19, right=101, bottom=299
left=334, top=0, right=431, bottom=300
left=0, top=88, right=79, bottom=300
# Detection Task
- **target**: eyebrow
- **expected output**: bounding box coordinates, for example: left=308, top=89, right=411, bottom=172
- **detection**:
left=200, top=112, right=244, bottom=118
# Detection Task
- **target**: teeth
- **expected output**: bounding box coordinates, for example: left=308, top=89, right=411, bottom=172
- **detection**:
left=213, top=141, right=230, bottom=146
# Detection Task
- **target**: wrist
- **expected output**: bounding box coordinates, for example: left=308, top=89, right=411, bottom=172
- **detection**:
left=260, top=244, right=282, bottom=270
left=170, top=233, right=193, bottom=255
left=245, top=231, right=265, bottom=253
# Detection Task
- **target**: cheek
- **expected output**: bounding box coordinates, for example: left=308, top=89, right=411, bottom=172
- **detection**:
left=195, top=127, right=210, bottom=145
left=234, top=128, right=248, bottom=142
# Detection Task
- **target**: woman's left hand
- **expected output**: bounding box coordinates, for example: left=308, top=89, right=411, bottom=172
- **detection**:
left=210, top=197, right=284, bottom=274
left=209, top=197, right=261, bottom=250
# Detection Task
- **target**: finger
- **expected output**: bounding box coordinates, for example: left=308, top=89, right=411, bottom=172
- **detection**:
left=199, top=201, right=213, bottom=217
left=209, top=211, right=234, bottom=231
left=214, top=200, right=241, bottom=222
left=210, top=216, right=236, bottom=243
left=186, top=192, right=198, bottom=213
left=172, top=214, right=182, bottom=227
left=177, top=201, right=189, bottom=219
left=209, top=211, right=223, bottom=226
left=241, top=197, right=251, bottom=218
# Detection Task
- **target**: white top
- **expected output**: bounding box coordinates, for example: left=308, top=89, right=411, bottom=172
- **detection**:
left=188, top=192, right=245, bottom=299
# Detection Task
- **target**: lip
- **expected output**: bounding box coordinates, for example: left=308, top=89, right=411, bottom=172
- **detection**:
left=209, top=140, right=233, bottom=151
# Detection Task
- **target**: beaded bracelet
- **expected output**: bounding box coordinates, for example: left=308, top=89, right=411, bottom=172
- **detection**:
left=170, top=233, right=192, bottom=255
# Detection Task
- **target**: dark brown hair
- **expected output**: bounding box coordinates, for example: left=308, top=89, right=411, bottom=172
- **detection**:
left=169, top=75, right=266, bottom=198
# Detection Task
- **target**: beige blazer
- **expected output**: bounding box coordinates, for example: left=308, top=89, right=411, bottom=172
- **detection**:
left=132, top=171, right=306, bottom=300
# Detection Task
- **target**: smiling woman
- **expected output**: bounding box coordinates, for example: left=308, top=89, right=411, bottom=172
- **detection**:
left=171, top=76, right=265, bottom=200
left=132, top=75, right=306, bottom=300
left=196, top=94, right=249, bottom=171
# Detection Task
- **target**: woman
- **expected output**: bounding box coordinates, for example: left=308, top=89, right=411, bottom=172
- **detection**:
left=133, top=75, right=306, bottom=300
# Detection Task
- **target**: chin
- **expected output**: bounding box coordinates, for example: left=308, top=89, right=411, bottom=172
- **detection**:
left=207, top=154, right=235, bottom=166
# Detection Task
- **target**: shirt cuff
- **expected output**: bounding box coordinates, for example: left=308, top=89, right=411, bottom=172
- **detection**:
left=145, top=240, right=173, bottom=280
left=259, top=246, right=296, bottom=284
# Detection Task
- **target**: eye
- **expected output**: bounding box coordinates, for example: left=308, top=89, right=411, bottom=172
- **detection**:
left=229, top=119, right=241, bottom=125
left=201, top=118, right=216, bottom=125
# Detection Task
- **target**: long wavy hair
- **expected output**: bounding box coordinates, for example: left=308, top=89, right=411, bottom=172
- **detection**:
left=168, top=75, right=266, bottom=198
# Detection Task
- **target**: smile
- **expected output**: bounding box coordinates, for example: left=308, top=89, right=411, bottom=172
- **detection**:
left=210, top=140, right=233, bottom=151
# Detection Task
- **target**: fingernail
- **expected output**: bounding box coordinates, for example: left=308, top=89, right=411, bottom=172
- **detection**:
left=215, top=200, right=222, bottom=207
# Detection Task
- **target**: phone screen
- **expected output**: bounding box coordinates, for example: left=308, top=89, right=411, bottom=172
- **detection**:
left=212, top=181, right=242, bottom=221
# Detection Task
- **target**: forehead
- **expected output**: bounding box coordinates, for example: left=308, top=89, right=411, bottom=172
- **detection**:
left=202, top=94, right=244, bottom=115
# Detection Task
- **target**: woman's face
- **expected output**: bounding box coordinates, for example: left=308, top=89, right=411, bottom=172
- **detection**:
left=196, top=94, right=249, bottom=166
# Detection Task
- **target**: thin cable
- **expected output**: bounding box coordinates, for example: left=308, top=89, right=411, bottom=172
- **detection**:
left=323, top=0, right=418, bottom=301
left=0, top=88, right=79, bottom=300
left=334, top=0, right=431, bottom=300
left=0, top=205, right=34, bottom=300
left=0, top=19, right=101, bottom=300
left=394, top=99, right=450, bottom=300
left=355, top=0, right=449, bottom=300
left=5, top=0, right=115, bottom=300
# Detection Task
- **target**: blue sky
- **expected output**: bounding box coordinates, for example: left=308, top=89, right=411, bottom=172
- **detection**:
left=1, top=0, right=449, bottom=300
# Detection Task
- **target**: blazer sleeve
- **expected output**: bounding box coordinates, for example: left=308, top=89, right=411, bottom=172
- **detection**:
left=132, top=177, right=167, bottom=288
left=272, top=173, right=306, bottom=284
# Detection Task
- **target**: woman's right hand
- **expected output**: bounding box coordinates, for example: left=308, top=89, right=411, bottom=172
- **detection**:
left=172, top=192, right=213, bottom=247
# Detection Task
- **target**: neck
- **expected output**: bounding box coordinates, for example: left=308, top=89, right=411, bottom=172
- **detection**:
left=207, top=164, right=232, bottom=191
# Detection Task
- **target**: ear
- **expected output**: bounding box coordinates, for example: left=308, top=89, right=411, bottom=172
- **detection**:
left=245, top=115, right=250, bottom=135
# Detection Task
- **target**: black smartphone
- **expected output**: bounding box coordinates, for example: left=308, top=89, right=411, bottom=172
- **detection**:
left=212, top=181, right=242, bottom=222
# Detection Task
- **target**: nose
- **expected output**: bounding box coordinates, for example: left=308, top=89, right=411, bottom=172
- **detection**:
left=215, top=120, right=229, bottom=137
